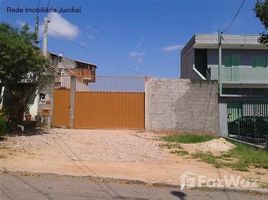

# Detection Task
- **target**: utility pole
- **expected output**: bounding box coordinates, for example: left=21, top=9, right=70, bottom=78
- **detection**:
left=43, top=17, right=49, bottom=57
left=42, top=17, right=51, bottom=130
left=34, top=16, right=39, bottom=47
left=218, top=30, right=223, bottom=96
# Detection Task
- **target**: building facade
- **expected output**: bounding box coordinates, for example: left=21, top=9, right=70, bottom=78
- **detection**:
left=29, top=52, right=97, bottom=122
left=181, top=34, right=268, bottom=144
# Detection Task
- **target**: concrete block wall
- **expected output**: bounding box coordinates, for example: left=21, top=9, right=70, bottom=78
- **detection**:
left=145, top=78, right=219, bottom=135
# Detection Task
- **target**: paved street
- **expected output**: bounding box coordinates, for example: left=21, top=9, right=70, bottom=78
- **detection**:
left=0, top=173, right=267, bottom=200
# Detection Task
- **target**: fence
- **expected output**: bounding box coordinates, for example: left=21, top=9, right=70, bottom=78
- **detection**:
left=53, top=76, right=145, bottom=129
left=227, top=102, right=268, bottom=145
left=74, top=76, right=145, bottom=129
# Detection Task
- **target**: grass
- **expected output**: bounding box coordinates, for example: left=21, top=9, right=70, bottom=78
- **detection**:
left=162, top=134, right=215, bottom=144
left=193, top=142, right=268, bottom=171
left=222, top=142, right=268, bottom=171
left=170, top=150, right=189, bottom=156
left=193, top=152, right=222, bottom=168
left=161, top=135, right=268, bottom=171
left=259, top=182, right=268, bottom=189
left=159, top=143, right=182, bottom=150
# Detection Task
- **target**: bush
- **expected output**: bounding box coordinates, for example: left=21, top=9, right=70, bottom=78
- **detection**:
left=0, top=110, right=8, bottom=136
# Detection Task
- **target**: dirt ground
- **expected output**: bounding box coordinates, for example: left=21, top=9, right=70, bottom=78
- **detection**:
left=0, top=129, right=267, bottom=188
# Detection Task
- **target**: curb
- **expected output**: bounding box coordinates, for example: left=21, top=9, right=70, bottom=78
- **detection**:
left=151, top=182, right=268, bottom=196
left=1, top=170, right=268, bottom=195
left=188, top=186, right=268, bottom=196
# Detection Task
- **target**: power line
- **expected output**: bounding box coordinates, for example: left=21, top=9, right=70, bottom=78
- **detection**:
left=48, top=27, right=146, bottom=76
left=222, top=0, right=246, bottom=33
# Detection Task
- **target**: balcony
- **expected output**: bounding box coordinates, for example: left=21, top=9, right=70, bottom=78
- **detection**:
left=210, top=66, right=268, bottom=86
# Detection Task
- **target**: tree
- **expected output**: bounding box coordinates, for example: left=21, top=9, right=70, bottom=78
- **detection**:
left=255, top=0, right=268, bottom=45
left=0, top=23, right=52, bottom=122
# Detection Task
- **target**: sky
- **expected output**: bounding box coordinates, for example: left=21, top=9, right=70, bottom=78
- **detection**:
left=0, top=0, right=265, bottom=78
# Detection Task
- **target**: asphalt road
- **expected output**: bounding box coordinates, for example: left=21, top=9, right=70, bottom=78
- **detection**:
left=0, top=173, right=267, bottom=200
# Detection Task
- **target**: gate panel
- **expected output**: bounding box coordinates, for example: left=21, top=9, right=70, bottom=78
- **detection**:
left=53, top=89, right=70, bottom=127
left=227, top=102, right=268, bottom=144
left=74, top=92, right=145, bottom=129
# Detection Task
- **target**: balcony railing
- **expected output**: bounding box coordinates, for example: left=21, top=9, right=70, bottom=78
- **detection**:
left=210, top=66, right=268, bottom=84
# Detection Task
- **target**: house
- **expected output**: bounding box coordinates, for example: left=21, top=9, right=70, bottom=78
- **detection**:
left=180, top=34, right=268, bottom=144
left=29, top=52, right=97, bottom=121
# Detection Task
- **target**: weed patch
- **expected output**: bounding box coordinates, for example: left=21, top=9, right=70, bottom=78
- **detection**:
left=192, top=143, right=268, bottom=171
left=162, top=135, right=215, bottom=144
left=193, top=152, right=222, bottom=168
left=170, top=150, right=188, bottom=156
left=162, top=135, right=268, bottom=172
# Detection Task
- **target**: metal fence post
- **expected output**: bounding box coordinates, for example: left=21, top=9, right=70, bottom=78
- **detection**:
left=265, top=136, right=268, bottom=151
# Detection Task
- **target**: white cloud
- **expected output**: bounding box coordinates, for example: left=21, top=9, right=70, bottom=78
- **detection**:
left=85, top=25, right=98, bottom=39
left=16, top=20, right=26, bottom=27
left=162, top=44, right=184, bottom=52
left=41, top=12, right=79, bottom=40
left=129, top=51, right=145, bottom=63
left=80, top=41, right=86, bottom=47
left=136, top=37, right=144, bottom=49
left=16, top=20, right=34, bottom=32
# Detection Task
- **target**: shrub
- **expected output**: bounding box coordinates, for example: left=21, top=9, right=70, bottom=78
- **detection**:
left=0, top=110, right=8, bottom=136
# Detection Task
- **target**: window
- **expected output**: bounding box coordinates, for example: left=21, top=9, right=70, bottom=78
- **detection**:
left=223, top=55, right=240, bottom=67
left=51, top=55, right=58, bottom=66
left=252, top=56, right=266, bottom=68
left=39, top=93, right=46, bottom=103
left=231, top=55, right=240, bottom=66
left=223, top=55, right=231, bottom=67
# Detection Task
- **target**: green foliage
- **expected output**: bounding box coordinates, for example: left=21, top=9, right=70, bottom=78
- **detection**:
left=255, top=0, right=268, bottom=45
left=162, top=134, right=268, bottom=171
left=0, top=110, right=8, bottom=136
left=162, top=134, right=215, bottom=144
left=170, top=150, right=189, bottom=156
left=259, top=182, right=268, bottom=188
left=193, top=152, right=222, bottom=168
left=159, top=142, right=182, bottom=149
left=0, top=23, right=52, bottom=122
left=0, top=118, right=7, bottom=135
left=223, top=142, right=268, bottom=170
left=193, top=142, right=268, bottom=171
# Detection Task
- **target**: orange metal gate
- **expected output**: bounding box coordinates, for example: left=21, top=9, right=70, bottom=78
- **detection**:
left=53, top=89, right=70, bottom=128
left=74, top=92, right=145, bottom=129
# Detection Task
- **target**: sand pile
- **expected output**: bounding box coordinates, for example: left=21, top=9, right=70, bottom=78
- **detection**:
left=180, top=138, right=235, bottom=155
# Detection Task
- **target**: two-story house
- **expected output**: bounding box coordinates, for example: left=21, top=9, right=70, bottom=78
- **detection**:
left=181, top=34, right=268, bottom=144
left=29, top=52, right=97, bottom=122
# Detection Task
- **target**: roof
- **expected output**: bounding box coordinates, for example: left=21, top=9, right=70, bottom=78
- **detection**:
left=48, top=51, right=97, bottom=68
left=181, top=34, right=268, bottom=55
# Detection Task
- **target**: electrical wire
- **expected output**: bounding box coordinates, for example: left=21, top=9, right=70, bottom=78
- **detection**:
left=40, top=0, right=150, bottom=77
left=48, top=27, right=147, bottom=76
left=222, top=0, right=246, bottom=33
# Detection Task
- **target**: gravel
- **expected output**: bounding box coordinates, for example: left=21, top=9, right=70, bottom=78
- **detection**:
left=2, top=129, right=168, bottom=163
